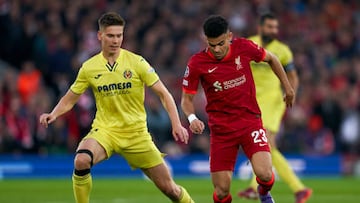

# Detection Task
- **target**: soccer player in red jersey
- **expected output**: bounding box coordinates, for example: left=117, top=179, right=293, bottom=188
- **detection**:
left=237, top=13, right=312, bottom=203
left=181, top=15, right=295, bottom=203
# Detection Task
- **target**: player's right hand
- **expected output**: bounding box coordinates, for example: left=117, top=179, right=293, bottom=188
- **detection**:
left=283, top=88, right=295, bottom=107
left=39, top=113, right=56, bottom=128
left=189, top=119, right=205, bottom=134
left=172, top=124, right=190, bottom=144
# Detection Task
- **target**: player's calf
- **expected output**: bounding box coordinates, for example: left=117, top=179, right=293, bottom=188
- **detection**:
left=72, top=149, right=94, bottom=203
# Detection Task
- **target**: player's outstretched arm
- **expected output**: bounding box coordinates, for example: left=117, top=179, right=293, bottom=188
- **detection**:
left=263, top=50, right=295, bottom=107
left=39, top=90, right=80, bottom=128
left=150, top=80, right=190, bottom=144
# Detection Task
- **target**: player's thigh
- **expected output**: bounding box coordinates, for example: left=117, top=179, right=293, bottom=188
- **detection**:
left=211, top=170, right=232, bottom=192
left=240, top=126, right=270, bottom=159
left=120, top=131, right=164, bottom=169
left=210, top=134, right=239, bottom=172
left=250, top=151, right=272, bottom=178
left=76, top=138, right=108, bottom=165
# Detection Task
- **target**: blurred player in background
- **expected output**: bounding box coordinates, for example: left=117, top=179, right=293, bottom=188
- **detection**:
left=181, top=15, right=295, bottom=203
left=237, top=13, right=312, bottom=203
left=39, top=12, right=194, bottom=203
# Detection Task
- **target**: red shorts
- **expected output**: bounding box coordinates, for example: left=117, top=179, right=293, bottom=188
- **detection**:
left=209, top=125, right=270, bottom=172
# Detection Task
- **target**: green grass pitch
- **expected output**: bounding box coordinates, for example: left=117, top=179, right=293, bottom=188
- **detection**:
left=0, top=177, right=359, bottom=202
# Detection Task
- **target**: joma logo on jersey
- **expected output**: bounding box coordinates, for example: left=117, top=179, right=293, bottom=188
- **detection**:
left=97, top=82, right=132, bottom=92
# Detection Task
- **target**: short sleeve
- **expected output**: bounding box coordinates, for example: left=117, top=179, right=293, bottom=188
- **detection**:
left=137, top=57, right=159, bottom=86
left=70, top=66, right=89, bottom=94
left=243, top=39, right=266, bottom=62
left=182, top=58, right=200, bottom=94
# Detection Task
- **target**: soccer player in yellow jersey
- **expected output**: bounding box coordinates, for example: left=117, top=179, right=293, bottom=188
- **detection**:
left=39, top=12, right=194, bottom=203
left=237, top=13, right=312, bottom=203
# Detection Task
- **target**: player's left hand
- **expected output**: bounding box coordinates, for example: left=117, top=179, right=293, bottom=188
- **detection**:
left=172, top=124, right=190, bottom=144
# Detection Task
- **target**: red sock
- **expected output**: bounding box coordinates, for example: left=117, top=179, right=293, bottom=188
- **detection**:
left=256, top=172, right=275, bottom=195
left=213, top=192, right=232, bottom=203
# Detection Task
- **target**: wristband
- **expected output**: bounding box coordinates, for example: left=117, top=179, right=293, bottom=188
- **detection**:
left=187, top=114, right=198, bottom=123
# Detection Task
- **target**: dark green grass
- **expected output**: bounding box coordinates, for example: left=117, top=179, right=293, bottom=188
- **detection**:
left=0, top=177, right=359, bottom=202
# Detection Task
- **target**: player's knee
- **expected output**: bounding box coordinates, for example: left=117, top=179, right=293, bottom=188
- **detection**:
left=257, top=169, right=273, bottom=182
left=214, top=185, right=230, bottom=199
left=74, top=154, right=91, bottom=169
left=74, top=149, right=94, bottom=170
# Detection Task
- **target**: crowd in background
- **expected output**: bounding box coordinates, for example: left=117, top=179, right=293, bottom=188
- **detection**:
left=0, top=0, right=360, bottom=172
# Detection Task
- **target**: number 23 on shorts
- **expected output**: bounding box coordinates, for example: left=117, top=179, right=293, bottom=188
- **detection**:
left=251, top=129, right=268, bottom=146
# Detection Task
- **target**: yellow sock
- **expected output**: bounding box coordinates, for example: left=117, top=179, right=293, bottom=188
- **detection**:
left=272, top=149, right=305, bottom=192
left=173, top=186, right=195, bottom=203
left=72, top=173, right=92, bottom=203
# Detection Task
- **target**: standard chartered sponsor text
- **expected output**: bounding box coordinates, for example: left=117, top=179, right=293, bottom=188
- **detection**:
left=223, top=75, right=246, bottom=89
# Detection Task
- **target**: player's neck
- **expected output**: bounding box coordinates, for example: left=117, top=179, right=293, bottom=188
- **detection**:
left=103, top=51, right=120, bottom=65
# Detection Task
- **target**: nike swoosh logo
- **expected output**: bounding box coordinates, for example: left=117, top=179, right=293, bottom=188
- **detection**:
left=259, top=143, right=267, bottom=147
left=208, top=67, right=218, bottom=73
left=94, top=74, right=102, bottom=79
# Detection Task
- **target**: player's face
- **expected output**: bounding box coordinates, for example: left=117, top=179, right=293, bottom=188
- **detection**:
left=207, top=31, right=233, bottom=60
left=259, top=19, right=278, bottom=44
left=98, top=25, right=124, bottom=55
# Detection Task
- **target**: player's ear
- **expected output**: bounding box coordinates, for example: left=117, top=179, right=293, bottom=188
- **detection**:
left=97, top=31, right=102, bottom=41
left=227, top=31, right=233, bottom=42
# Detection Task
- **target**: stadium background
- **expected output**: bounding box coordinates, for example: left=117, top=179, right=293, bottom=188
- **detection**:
left=0, top=0, right=360, bottom=180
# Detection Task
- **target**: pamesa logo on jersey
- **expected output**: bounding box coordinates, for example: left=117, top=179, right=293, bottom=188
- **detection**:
left=97, top=82, right=132, bottom=93
left=97, top=69, right=133, bottom=94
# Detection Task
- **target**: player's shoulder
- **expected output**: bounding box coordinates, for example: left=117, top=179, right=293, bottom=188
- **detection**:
left=232, top=37, right=246, bottom=44
left=188, top=49, right=208, bottom=65
left=232, top=37, right=262, bottom=54
left=271, top=39, right=291, bottom=50
left=82, top=52, right=102, bottom=68
left=247, top=35, right=260, bottom=43
left=232, top=37, right=259, bottom=47
left=120, top=49, right=148, bottom=64
left=120, top=48, right=141, bottom=58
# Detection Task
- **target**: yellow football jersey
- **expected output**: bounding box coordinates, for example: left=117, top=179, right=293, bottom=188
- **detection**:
left=249, top=35, right=294, bottom=133
left=249, top=35, right=294, bottom=97
left=70, top=49, right=159, bottom=133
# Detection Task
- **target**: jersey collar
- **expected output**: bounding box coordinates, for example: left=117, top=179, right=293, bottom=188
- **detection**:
left=99, top=50, right=122, bottom=64
left=206, top=44, right=232, bottom=61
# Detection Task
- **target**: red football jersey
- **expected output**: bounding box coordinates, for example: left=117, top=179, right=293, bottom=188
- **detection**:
left=183, top=37, right=266, bottom=134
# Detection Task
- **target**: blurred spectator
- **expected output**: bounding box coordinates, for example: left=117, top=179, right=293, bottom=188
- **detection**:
left=17, top=60, right=42, bottom=105
left=3, top=94, right=33, bottom=153
left=301, top=115, right=335, bottom=155
left=339, top=86, right=360, bottom=155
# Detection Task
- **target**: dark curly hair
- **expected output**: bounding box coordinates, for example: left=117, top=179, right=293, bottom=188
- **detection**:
left=203, top=15, right=229, bottom=38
